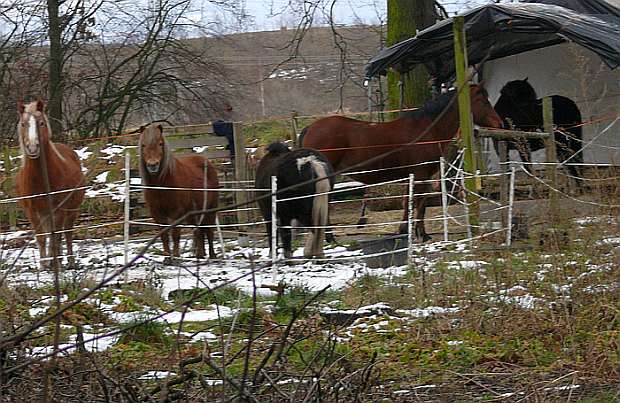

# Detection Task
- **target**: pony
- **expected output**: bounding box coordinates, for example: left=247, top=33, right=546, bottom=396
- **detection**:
left=15, top=100, right=85, bottom=268
left=493, top=78, right=583, bottom=187
left=139, top=124, right=219, bottom=260
left=299, top=83, right=503, bottom=241
left=255, top=142, right=334, bottom=258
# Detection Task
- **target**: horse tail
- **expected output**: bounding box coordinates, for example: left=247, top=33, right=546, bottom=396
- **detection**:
left=305, top=157, right=330, bottom=258
left=297, top=127, right=308, bottom=148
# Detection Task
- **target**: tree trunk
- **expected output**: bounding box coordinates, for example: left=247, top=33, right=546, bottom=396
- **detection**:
left=387, top=0, right=437, bottom=110
left=47, top=0, right=63, bottom=140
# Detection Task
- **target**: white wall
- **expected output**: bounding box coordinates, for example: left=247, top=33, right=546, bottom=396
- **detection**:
left=482, top=43, right=620, bottom=170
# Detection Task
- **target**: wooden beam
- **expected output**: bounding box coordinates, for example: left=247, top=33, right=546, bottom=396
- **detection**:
left=233, top=122, right=248, bottom=236
left=477, top=129, right=550, bottom=140
left=453, top=15, right=479, bottom=234
left=168, top=136, right=229, bottom=150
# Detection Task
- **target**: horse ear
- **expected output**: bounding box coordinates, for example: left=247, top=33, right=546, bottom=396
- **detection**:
left=36, top=99, right=45, bottom=112
left=17, top=101, right=24, bottom=115
left=523, top=77, right=529, bottom=82
left=157, top=124, right=163, bottom=134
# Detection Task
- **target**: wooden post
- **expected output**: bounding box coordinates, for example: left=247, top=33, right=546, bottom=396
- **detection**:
left=3, top=148, right=17, bottom=230
left=367, top=78, right=373, bottom=122
left=453, top=15, right=479, bottom=234
left=233, top=122, right=248, bottom=242
left=398, top=80, right=404, bottom=112
left=290, top=111, right=299, bottom=145
left=498, top=141, right=509, bottom=229
left=543, top=97, right=558, bottom=216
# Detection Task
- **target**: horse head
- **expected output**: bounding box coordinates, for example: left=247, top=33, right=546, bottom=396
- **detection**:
left=17, top=100, right=50, bottom=159
left=500, top=78, right=537, bottom=105
left=470, top=83, right=503, bottom=129
left=139, top=124, right=168, bottom=175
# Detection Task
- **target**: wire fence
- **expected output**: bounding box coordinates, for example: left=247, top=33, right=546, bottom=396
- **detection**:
left=2, top=105, right=620, bottom=281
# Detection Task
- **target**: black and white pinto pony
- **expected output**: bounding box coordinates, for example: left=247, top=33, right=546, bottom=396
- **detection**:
left=255, top=142, right=335, bottom=259
left=493, top=78, right=583, bottom=188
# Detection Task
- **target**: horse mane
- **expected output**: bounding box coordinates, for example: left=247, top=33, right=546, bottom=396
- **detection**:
left=19, top=101, right=67, bottom=165
left=401, top=88, right=457, bottom=120
left=266, top=141, right=291, bottom=156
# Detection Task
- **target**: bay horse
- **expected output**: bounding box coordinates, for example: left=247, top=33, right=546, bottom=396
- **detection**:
left=299, top=84, right=503, bottom=241
left=255, top=142, right=334, bottom=258
left=139, top=124, right=219, bottom=260
left=493, top=78, right=583, bottom=188
left=15, top=100, right=85, bottom=268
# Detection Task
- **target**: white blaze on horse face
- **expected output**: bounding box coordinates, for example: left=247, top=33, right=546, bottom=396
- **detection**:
left=27, top=114, right=38, bottom=147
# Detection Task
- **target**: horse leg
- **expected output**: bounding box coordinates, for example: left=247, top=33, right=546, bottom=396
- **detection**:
left=36, top=233, right=47, bottom=269
left=64, top=210, right=78, bottom=269
left=414, top=185, right=432, bottom=242
left=65, top=229, right=76, bottom=269
left=193, top=228, right=205, bottom=259
left=171, top=226, right=181, bottom=258
left=205, top=213, right=217, bottom=259
left=517, top=143, right=534, bottom=173
left=281, top=219, right=293, bottom=259
left=357, top=197, right=368, bottom=227
left=161, top=227, right=172, bottom=264
left=398, top=195, right=409, bottom=234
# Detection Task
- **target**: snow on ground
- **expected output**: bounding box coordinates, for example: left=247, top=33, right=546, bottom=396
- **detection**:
left=0, top=235, right=402, bottom=298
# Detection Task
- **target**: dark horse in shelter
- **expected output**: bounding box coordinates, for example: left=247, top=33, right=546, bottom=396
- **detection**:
left=15, top=100, right=86, bottom=268
left=493, top=78, right=583, bottom=187
left=139, top=124, right=219, bottom=260
left=299, top=83, right=503, bottom=242
left=255, top=142, right=335, bottom=258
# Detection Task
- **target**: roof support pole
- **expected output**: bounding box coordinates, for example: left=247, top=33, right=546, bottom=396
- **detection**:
left=453, top=15, right=479, bottom=235
left=543, top=97, right=558, bottom=221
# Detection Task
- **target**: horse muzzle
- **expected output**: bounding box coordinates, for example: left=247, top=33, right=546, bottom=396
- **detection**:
left=24, top=145, right=40, bottom=159
left=146, top=162, right=160, bottom=174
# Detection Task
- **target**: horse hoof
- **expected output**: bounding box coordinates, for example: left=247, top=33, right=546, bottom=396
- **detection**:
left=398, top=223, right=408, bottom=234
left=356, top=217, right=368, bottom=228
left=66, top=261, right=79, bottom=270
left=163, top=256, right=177, bottom=265
left=421, top=234, right=432, bottom=243
left=325, top=233, right=336, bottom=244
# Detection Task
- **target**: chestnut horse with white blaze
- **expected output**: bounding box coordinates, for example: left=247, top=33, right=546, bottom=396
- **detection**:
left=15, top=100, right=85, bottom=268
left=299, top=84, right=503, bottom=241
left=139, top=124, right=219, bottom=259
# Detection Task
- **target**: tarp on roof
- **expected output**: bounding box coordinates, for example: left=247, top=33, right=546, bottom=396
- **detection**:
left=364, top=1, right=620, bottom=82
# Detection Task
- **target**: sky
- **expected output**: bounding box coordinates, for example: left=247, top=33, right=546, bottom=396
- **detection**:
left=202, top=0, right=495, bottom=33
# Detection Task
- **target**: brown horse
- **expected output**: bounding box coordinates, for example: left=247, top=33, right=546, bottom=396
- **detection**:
left=15, top=100, right=85, bottom=268
left=139, top=124, right=219, bottom=259
left=299, top=84, right=503, bottom=241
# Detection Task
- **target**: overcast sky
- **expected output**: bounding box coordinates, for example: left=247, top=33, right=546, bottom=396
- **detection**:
left=202, top=0, right=495, bottom=33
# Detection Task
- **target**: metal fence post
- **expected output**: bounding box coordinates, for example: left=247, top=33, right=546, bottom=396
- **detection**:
left=271, top=175, right=278, bottom=280
left=440, top=157, right=449, bottom=242
left=123, top=152, right=131, bottom=274
left=461, top=173, right=473, bottom=246
left=506, top=166, right=516, bottom=246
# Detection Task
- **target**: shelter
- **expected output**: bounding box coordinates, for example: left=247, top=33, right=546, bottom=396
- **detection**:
left=365, top=0, right=620, bottom=168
